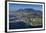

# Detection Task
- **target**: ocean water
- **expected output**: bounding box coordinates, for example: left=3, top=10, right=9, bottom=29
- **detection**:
left=9, top=22, right=32, bottom=29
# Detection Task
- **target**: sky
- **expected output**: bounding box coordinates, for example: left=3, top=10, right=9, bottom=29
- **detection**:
left=9, top=3, right=42, bottom=11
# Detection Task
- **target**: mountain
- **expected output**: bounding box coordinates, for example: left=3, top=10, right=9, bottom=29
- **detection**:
left=9, top=8, right=42, bottom=26
left=15, top=8, right=42, bottom=18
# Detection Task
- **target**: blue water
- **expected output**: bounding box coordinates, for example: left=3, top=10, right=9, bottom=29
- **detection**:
left=9, top=22, right=32, bottom=29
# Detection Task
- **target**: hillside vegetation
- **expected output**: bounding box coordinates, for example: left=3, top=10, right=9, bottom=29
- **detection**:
left=9, top=8, right=42, bottom=28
